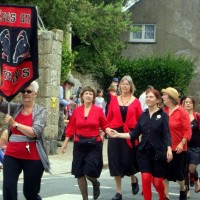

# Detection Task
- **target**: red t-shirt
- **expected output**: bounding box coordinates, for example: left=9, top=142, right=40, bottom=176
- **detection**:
left=5, top=112, right=40, bottom=160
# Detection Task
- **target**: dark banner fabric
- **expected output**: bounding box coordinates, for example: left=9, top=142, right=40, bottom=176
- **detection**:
left=0, top=5, right=38, bottom=101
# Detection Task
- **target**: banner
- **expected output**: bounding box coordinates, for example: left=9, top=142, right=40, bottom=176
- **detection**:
left=0, top=5, right=38, bottom=101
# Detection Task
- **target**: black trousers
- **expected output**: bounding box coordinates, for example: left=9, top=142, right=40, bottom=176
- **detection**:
left=3, top=155, right=44, bottom=200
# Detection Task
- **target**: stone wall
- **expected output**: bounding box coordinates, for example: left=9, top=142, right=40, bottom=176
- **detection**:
left=37, top=29, right=63, bottom=154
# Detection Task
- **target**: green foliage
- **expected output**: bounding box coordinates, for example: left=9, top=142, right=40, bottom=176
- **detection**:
left=72, top=0, right=132, bottom=78
left=3, top=0, right=131, bottom=79
left=61, top=43, right=77, bottom=83
left=103, top=55, right=196, bottom=97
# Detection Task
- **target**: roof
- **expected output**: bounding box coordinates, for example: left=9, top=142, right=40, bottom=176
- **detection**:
left=122, top=0, right=141, bottom=12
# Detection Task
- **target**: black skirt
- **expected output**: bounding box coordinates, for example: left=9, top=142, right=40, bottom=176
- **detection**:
left=136, top=144, right=167, bottom=178
left=187, top=147, right=200, bottom=165
left=72, top=141, right=103, bottom=178
left=108, top=127, right=139, bottom=177
left=164, top=151, right=186, bottom=182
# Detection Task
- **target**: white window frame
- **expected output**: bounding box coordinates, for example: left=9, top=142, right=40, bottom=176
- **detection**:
left=130, top=24, right=156, bottom=43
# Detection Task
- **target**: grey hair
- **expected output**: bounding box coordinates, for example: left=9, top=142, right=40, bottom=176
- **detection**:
left=30, top=81, right=39, bottom=92
left=119, top=75, right=136, bottom=94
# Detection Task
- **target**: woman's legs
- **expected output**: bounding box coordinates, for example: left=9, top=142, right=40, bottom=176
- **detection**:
left=185, top=164, right=190, bottom=198
left=3, top=156, right=22, bottom=200
left=164, top=179, right=169, bottom=199
left=141, top=172, right=152, bottom=200
left=114, top=176, right=122, bottom=194
left=23, top=160, right=44, bottom=200
left=188, top=164, right=200, bottom=192
left=77, top=176, right=88, bottom=200
left=86, top=176, right=100, bottom=199
left=152, top=177, right=165, bottom=200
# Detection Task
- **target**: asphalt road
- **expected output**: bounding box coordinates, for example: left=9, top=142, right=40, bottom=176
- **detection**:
left=1, top=169, right=200, bottom=200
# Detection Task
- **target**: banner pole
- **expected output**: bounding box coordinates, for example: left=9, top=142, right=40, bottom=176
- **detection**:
left=8, top=102, right=10, bottom=115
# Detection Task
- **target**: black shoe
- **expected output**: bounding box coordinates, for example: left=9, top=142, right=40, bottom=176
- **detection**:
left=131, top=176, right=139, bottom=195
left=93, top=181, right=100, bottom=199
left=112, top=193, right=122, bottom=200
left=179, top=186, right=187, bottom=200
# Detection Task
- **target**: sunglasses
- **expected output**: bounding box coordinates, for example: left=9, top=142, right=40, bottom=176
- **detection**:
left=21, top=90, right=34, bottom=94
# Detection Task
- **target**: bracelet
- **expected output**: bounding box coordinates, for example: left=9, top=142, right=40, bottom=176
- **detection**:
left=15, top=122, right=19, bottom=129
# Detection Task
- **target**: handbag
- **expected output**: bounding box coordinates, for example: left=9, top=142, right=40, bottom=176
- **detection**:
left=77, top=135, right=97, bottom=145
left=154, top=150, right=167, bottom=162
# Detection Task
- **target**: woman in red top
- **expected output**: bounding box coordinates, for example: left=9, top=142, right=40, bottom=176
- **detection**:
left=0, top=81, right=49, bottom=200
left=107, top=75, right=142, bottom=200
left=162, top=87, right=192, bottom=200
left=61, top=86, right=111, bottom=200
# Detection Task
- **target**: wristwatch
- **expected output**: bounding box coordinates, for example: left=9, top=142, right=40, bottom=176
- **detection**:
left=15, top=122, right=19, bottom=129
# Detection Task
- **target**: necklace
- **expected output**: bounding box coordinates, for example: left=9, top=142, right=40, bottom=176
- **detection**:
left=121, top=95, right=132, bottom=106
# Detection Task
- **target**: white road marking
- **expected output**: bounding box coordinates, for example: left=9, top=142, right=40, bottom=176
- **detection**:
left=74, top=184, right=111, bottom=189
left=43, top=194, right=92, bottom=200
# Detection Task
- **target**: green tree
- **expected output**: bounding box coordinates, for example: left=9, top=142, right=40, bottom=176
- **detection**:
left=3, top=0, right=132, bottom=79
left=71, top=0, right=132, bottom=78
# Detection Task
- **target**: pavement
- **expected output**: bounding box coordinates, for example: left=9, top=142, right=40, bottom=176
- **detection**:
left=0, top=139, right=108, bottom=180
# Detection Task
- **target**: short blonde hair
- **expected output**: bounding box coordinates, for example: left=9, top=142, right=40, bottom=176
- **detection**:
left=108, top=84, right=117, bottom=92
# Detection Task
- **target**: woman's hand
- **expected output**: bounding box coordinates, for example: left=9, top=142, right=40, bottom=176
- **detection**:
left=4, top=114, right=16, bottom=127
left=175, top=142, right=184, bottom=154
left=108, top=129, right=119, bottom=138
left=167, top=146, right=173, bottom=163
left=61, top=137, right=70, bottom=154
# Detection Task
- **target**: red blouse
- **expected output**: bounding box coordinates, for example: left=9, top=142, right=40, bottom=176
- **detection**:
left=5, top=112, right=40, bottom=160
left=163, top=106, right=192, bottom=151
left=107, top=97, right=142, bottom=129
left=65, top=105, right=109, bottom=141
left=107, top=97, right=142, bottom=148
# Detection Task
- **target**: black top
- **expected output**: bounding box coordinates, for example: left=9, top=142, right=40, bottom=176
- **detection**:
left=130, top=108, right=171, bottom=151
left=119, top=106, right=128, bottom=123
left=188, top=118, right=200, bottom=148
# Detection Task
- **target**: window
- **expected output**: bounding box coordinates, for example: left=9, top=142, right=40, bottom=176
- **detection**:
left=130, top=24, right=156, bottom=43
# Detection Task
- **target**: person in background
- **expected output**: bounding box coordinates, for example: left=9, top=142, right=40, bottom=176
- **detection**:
left=109, top=89, right=172, bottom=200
left=61, top=86, right=111, bottom=200
left=0, top=126, right=8, bottom=168
left=107, top=75, right=142, bottom=200
left=162, top=87, right=192, bottom=200
left=139, top=85, right=154, bottom=111
left=58, top=78, right=76, bottom=147
left=112, top=77, right=120, bottom=95
left=95, top=88, right=106, bottom=114
left=0, top=81, right=50, bottom=200
left=105, top=83, right=117, bottom=116
left=182, top=96, right=200, bottom=198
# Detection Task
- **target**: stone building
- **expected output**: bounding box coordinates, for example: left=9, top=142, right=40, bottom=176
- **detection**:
left=121, top=0, right=200, bottom=109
